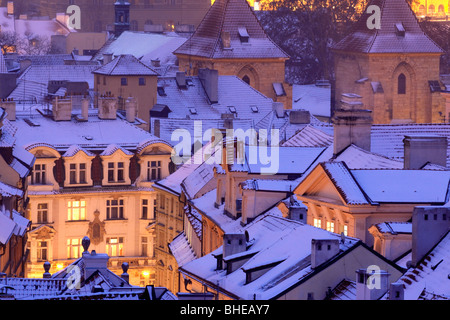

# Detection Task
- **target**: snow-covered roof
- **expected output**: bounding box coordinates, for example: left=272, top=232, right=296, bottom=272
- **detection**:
left=93, top=31, right=187, bottom=67
left=332, top=0, right=443, bottom=54
left=374, top=222, right=412, bottom=235
left=292, top=84, right=331, bottom=118
left=179, top=213, right=360, bottom=300
left=0, top=180, right=23, bottom=197
left=93, top=54, right=158, bottom=76
left=173, top=0, right=288, bottom=59
left=13, top=111, right=168, bottom=154
left=392, top=231, right=450, bottom=300
left=168, top=231, right=197, bottom=268
left=320, top=162, right=450, bottom=205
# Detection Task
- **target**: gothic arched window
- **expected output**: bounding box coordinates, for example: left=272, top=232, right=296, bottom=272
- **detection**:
left=242, top=75, right=250, bottom=85
left=398, top=73, right=406, bottom=94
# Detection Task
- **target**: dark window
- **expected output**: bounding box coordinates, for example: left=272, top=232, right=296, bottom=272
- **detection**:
left=139, top=77, right=146, bottom=86
left=121, top=77, right=128, bottom=86
left=242, top=75, right=250, bottom=85
left=398, top=73, right=406, bottom=94
left=142, top=199, right=148, bottom=219
left=108, top=162, right=115, bottom=182
left=117, top=162, right=124, bottom=181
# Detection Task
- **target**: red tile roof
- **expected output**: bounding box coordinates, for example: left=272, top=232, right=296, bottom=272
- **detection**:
left=173, top=0, right=288, bottom=59
left=333, top=0, right=443, bottom=54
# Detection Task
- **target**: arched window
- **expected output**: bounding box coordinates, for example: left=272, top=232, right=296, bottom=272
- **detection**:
left=398, top=73, right=406, bottom=94
left=242, top=75, right=250, bottom=85
left=438, top=5, right=445, bottom=14
left=419, top=5, right=426, bottom=16
left=429, top=5, right=435, bottom=13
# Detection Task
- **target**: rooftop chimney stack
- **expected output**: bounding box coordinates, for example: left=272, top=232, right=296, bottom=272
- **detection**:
left=311, top=239, right=340, bottom=269
left=7, top=1, right=14, bottom=15
left=52, top=96, right=73, bottom=121
left=388, top=282, right=404, bottom=300
left=403, top=135, right=447, bottom=169
left=125, top=96, right=136, bottom=123
left=81, top=96, right=89, bottom=121
left=98, top=94, right=118, bottom=120
left=355, top=268, right=390, bottom=300
left=332, top=93, right=372, bottom=156
left=103, top=53, right=113, bottom=65
left=198, top=68, right=219, bottom=104
left=81, top=237, right=109, bottom=280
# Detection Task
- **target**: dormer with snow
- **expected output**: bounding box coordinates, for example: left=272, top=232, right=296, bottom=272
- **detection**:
left=100, top=144, right=134, bottom=186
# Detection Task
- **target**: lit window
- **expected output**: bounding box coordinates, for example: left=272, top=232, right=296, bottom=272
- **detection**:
left=106, top=199, right=124, bottom=220
left=313, top=218, right=322, bottom=229
left=343, top=225, right=348, bottom=236
left=32, top=164, right=46, bottom=185
left=326, top=221, right=335, bottom=233
left=147, top=161, right=161, bottom=181
left=67, top=200, right=86, bottom=221
left=67, top=238, right=83, bottom=259
left=106, top=237, right=124, bottom=257
left=37, top=241, right=48, bottom=261
left=37, top=203, right=48, bottom=223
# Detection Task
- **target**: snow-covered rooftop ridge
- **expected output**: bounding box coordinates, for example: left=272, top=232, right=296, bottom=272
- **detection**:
left=374, top=221, right=412, bottom=234
left=63, top=144, right=95, bottom=158
left=13, top=112, right=167, bottom=153
left=93, top=54, right=158, bottom=76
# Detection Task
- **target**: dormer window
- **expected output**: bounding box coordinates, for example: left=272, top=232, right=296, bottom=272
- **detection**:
left=108, top=162, right=125, bottom=182
left=147, top=161, right=161, bottom=181
left=395, top=23, right=405, bottom=37
left=69, top=163, right=87, bottom=184
left=238, top=27, right=249, bottom=43
left=31, top=164, right=46, bottom=184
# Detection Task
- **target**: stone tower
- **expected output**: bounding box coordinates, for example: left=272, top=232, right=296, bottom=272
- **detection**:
left=173, top=0, right=292, bottom=108
left=332, top=0, right=445, bottom=124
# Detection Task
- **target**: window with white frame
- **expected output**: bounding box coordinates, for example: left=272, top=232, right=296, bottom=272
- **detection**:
left=31, top=164, right=46, bottom=184
left=326, top=221, right=335, bottom=233
left=107, top=162, right=125, bottom=183
left=69, top=163, right=87, bottom=184
left=343, top=225, right=348, bottom=236
left=67, top=238, right=83, bottom=259
left=106, top=199, right=124, bottom=220
left=147, top=160, right=161, bottom=181
left=67, top=200, right=86, bottom=221
left=142, top=199, right=149, bottom=219
left=37, top=203, right=48, bottom=223
left=106, top=237, right=124, bottom=256
left=313, top=218, right=322, bottom=229
left=37, top=241, right=48, bottom=261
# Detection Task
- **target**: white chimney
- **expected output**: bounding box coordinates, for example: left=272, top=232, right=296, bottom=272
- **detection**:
left=81, top=96, right=89, bottom=120
left=125, top=96, right=136, bottom=123
left=311, top=239, right=339, bottom=269
left=388, top=282, right=404, bottom=300
left=355, top=267, right=390, bottom=300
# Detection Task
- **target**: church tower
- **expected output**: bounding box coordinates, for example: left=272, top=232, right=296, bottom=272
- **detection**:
left=332, top=0, right=445, bottom=124
left=114, top=0, right=130, bottom=37
left=173, top=0, right=292, bottom=108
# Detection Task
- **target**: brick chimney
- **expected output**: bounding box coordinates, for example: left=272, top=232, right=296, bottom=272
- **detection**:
left=332, top=93, right=372, bottom=156
left=403, top=135, right=447, bottom=169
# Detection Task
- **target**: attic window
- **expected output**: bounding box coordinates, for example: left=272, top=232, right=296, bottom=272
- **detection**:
left=238, top=27, right=249, bottom=43
left=157, top=86, right=166, bottom=97
left=395, top=23, right=405, bottom=37
left=228, top=106, right=236, bottom=113
left=251, top=106, right=259, bottom=113
left=189, top=108, right=197, bottom=115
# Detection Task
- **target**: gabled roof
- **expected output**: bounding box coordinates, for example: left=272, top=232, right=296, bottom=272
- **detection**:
left=333, top=0, right=443, bottom=54
left=93, top=54, right=158, bottom=76
left=173, top=0, right=288, bottom=59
